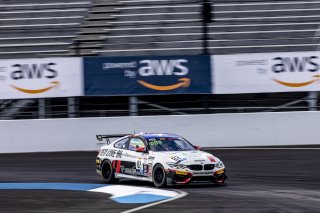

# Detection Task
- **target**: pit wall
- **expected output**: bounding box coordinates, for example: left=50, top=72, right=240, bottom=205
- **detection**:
left=1, top=111, right=319, bottom=153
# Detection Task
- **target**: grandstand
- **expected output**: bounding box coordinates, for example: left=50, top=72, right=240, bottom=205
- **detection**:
left=2, top=0, right=320, bottom=57
left=0, top=0, right=319, bottom=119
left=0, top=0, right=120, bottom=58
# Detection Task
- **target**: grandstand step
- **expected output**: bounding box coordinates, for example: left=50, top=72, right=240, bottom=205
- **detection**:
left=0, top=2, right=92, bottom=11
left=39, top=49, right=98, bottom=56
left=90, top=9, right=119, bottom=14
left=85, top=16, right=115, bottom=21
left=77, top=30, right=108, bottom=35
left=0, top=44, right=71, bottom=52
left=77, top=51, right=97, bottom=56
left=0, top=23, right=81, bottom=31
left=93, top=2, right=123, bottom=7
left=70, top=41, right=102, bottom=47
left=69, top=44, right=101, bottom=50
left=0, top=10, right=87, bottom=19
left=77, top=31, right=106, bottom=35
left=0, top=17, right=84, bottom=26
left=40, top=52, right=75, bottom=57
left=69, top=48, right=99, bottom=55
left=0, top=37, right=73, bottom=45
left=96, top=48, right=203, bottom=56
left=74, top=37, right=105, bottom=42
left=0, top=49, right=69, bottom=58
left=81, top=22, right=113, bottom=28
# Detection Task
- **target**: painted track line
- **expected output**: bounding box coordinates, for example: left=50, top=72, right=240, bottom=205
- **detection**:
left=121, top=189, right=188, bottom=213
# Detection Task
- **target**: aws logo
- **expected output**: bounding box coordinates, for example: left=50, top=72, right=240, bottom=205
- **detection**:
left=136, top=59, right=191, bottom=91
left=10, top=63, right=59, bottom=94
left=271, top=56, right=320, bottom=87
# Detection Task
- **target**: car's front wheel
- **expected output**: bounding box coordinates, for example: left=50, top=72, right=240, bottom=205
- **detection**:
left=101, top=160, right=118, bottom=184
left=152, top=164, right=167, bottom=188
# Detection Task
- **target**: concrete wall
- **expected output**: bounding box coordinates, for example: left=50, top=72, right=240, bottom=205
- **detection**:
left=1, top=111, right=319, bottom=153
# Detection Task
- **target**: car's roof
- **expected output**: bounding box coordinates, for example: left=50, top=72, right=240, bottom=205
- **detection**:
left=135, top=133, right=181, bottom=139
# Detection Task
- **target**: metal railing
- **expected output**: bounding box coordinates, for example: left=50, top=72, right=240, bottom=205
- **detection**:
left=0, top=92, right=318, bottom=120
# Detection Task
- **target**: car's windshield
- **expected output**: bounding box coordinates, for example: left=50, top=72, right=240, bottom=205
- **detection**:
left=147, top=137, right=195, bottom=152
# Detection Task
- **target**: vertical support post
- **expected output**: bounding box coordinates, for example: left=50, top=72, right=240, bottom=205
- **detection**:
left=308, top=91, right=318, bottom=111
left=202, top=18, right=209, bottom=55
left=202, top=95, right=210, bottom=114
left=68, top=97, right=78, bottom=118
left=38, top=99, right=46, bottom=119
left=202, top=0, right=212, bottom=55
left=129, top=96, right=138, bottom=116
left=74, top=40, right=80, bottom=56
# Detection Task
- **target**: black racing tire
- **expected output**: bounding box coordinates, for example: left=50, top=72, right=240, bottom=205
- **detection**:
left=152, top=164, right=167, bottom=188
left=101, top=160, right=118, bottom=184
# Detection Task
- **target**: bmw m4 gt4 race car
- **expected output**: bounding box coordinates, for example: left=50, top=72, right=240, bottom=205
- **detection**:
left=96, top=133, right=227, bottom=187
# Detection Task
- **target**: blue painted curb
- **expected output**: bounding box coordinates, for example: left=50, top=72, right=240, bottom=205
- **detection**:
left=0, top=183, right=105, bottom=191
left=0, top=183, right=176, bottom=204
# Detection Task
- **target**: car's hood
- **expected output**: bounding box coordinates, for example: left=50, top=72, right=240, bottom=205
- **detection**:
left=150, top=150, right=220, bottom=164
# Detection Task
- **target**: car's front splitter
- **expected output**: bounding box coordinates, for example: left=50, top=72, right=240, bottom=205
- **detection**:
left=166, top=169, right=227, bottom=185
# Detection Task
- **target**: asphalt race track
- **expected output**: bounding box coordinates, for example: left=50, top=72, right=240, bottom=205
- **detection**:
left=0, top=149, right=320, bottom=213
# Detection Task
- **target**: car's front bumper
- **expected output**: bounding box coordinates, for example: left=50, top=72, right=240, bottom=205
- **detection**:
left=166, top=168, right=227, bottom=185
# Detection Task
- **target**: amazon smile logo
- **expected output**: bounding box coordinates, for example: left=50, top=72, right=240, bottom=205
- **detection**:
left=7, top=62, right=60, bottom=94
left=133, top=59, right=191, bottom=91
left=270, top=56, right=320, bottom=88
left=11, top=81, right=60, bottom=94
left=137, top=78, right=191, bottom=91
left=272, top=75, right=320, bottom=88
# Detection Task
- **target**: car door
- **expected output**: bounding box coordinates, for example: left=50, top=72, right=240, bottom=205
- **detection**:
left=126, top=137, right=149, bottom=177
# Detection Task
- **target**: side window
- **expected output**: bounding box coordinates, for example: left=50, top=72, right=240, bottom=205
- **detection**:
left=114, top=138, right=129, bottom=149
left=128, top=138, right=145, bottom=151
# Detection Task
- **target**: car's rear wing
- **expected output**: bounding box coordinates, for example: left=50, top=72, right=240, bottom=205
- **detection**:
left=96, top=134, right=129, bottom=145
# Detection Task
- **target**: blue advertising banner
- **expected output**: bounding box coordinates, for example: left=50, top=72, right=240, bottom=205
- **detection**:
left=84, top=55, right=211, bottom=96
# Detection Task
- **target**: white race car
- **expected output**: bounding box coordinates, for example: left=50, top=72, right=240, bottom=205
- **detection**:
left=96, top=133, right=227, bottom=187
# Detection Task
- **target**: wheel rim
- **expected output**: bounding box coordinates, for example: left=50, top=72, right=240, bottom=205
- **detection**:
left=103, top=163, right=111, bottom=179
left=154, top=167, right=164, bottom=184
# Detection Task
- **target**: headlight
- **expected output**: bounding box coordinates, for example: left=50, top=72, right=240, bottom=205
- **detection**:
left=166, top=162, right=187, bottom=169
left=216, top=161, right=224, bottom=168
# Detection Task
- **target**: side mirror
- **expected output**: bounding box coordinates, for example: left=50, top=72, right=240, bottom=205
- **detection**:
left=194, top=145, right=201, bottom=150
left=135, top=147, right=146, bottom=152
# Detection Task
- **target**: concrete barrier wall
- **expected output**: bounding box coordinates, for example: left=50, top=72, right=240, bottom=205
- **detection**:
left=1, top=111, right=319, bottom=153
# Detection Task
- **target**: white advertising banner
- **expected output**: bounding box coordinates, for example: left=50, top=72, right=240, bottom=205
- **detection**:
left=212, top=52, right=320, bottom=93
left=0, top=57, right=83, bottom=99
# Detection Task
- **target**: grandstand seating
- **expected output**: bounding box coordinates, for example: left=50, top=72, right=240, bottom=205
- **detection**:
left=1, top=0, right=320, bottom=58
left=98, top=0, right=320, bottom=56
left=0, top=0, right=119, bottom=58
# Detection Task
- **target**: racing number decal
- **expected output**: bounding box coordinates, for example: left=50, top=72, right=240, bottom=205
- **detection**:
left=136, top=158, right=143, bottom=173
left=170, top=156, right=181, bottom=161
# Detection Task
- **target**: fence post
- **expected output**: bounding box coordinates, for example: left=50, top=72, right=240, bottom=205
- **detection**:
left=129, top=96, right=138, bottom=116
left=38, top=99, right=46, bottom=119
left=68, top=97, right=78, bottom=118
left=308, top=91, right=318, bottom=111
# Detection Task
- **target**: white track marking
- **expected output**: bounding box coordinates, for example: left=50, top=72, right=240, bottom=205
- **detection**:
left=121, top=189, right=188, bottom=213
left=89, top=185, right=179, bottom=198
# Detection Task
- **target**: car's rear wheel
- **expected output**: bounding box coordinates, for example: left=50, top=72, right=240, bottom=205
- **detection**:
left=101, top=160, right=118, bottom=184
left=153, top=164, right=167, bottom=188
